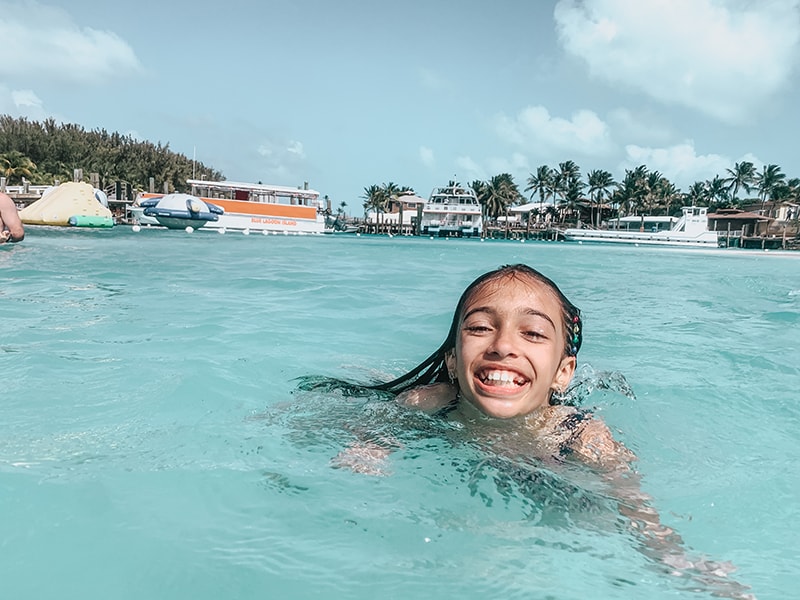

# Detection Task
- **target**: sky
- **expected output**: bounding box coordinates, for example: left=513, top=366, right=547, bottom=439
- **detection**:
left=2, top=0, right=799, bottom=208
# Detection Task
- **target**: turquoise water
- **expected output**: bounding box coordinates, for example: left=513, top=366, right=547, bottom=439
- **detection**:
left=2, top=227, right=798, bottom=600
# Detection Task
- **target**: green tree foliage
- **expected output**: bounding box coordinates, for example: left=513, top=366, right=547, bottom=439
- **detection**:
left=723, top=161, right=756, bottom=205
left=586, top=169, right=615, bottom=227
left=525, top=165, right=553, bottom=216
left=0, top=115, right=223, bottom=191
left=754, top=164, right=786, bottom=215
left=0, top=150, right=36, bottom=184
left=476, top=173, right=522, bottom=220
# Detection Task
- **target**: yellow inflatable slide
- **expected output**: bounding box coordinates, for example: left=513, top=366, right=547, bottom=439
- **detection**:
left=19, top=182, right=114, bottom=227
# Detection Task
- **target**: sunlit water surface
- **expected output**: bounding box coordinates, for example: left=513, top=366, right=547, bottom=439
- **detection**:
left=2, top=227, right=798, bottom=600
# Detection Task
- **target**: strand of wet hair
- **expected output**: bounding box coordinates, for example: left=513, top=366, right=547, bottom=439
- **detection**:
left=369, top=348, right=447, bottom=393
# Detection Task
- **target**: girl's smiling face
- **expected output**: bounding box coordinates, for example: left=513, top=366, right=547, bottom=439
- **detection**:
left=446, top=274, right=576, bottom=419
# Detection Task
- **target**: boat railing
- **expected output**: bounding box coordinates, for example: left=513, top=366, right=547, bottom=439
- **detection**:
left=670, top=214, right=687, bottom=232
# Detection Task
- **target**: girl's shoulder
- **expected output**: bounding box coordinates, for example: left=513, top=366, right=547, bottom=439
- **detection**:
left=537, top=405, right=636, bottom=468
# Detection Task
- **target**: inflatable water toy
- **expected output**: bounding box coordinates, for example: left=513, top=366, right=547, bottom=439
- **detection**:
left=140, top=193, right=223, bottom=229
left=19, top=182, right=114, bottom=227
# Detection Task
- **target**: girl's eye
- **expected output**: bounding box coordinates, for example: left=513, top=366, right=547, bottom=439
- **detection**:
left=464, top=325, right=491, bottom=333
left=522, top=330, right=546, bottom=340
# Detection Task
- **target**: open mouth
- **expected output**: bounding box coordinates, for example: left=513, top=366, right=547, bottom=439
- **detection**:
left=477, top=369, right=529, bottom=388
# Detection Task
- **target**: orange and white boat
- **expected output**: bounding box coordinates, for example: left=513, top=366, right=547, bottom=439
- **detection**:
left=133, top=179, right=330, bottom=234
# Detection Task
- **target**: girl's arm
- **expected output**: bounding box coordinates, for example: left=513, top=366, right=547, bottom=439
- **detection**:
left=332, top=384, right=457, bottom=475
left=570, top=418, right=755, bottom=599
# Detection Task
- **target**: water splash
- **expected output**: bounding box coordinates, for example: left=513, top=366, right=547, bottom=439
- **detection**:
left=562, top=365, right=637, bottom=407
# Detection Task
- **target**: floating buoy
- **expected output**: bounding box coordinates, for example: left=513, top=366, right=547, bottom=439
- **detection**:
left=243, top=228, right=250, bottom=235
left=185, top=226, right=194, bottom=233
left=132, top=225, right=141, bottom=233
left=218, top=228, right=226, bottom=235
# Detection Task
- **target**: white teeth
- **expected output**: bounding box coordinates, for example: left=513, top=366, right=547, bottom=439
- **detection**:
left=485, top=371, right=519, bottom=383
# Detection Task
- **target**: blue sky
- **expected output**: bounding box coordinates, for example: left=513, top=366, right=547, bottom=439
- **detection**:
left=2, top=0, right=799, bottom=207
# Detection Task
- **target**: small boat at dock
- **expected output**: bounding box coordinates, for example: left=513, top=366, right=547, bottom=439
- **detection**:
left=563, top=206, right=720, bottom=247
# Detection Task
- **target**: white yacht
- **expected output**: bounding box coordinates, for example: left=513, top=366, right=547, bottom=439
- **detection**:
left=421, top=184, right=482, bottom=237
left=563, top=206, right=720, bottom=247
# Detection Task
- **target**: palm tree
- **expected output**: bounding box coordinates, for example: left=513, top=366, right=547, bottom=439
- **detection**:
left=686, top=181, right=708, bottom=206
left=380, top=181, right=401, bottom=223
left=614, top=166, right=648, bottom=217
left=524, top=165, right=553, bottom=225
left=724, top=161, right=756, bottom=206
left=784, top=178, right=800, bottom=203
left=469, top=179, right=488, bottom=236
left=558, top=160, right=580, bottom=183
left=587, top=169, right=615, bottom=227
left=482, top=173, right=521, bottom=221
left=655, top=178, right=679, bottom=216
left=754, top=164, right=786, bottom=216
left=706, top=175, right=730, bottom=208
left=0, top=150, right=37, bottom=184
left=361, top=184, right=386, bottom=224
left=644, top=170, right=663, bottom=214
left=548, top=171, right=564, bottom=214
left=563, top=178, right=586, bottom=226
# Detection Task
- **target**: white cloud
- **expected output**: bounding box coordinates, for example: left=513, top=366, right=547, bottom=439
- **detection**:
left=256, top=138, right=308, bottom=181
left=419, top=146, right=435, bottom=168
left=555, top=0, right=800, bottom=122
left=607, top=108, right=674, bottom=146
left=455, top=156, right=486, bottom=182
left=620, top=141, right=740, bottom=189
left=0, top=1, right=142, bottom=84
left=287, top=140, right=305, bottom=157
left=0, top=85, right=48, bottom=120
left=493, top=105, right=613, bottom=157
left=11, top=89, right=42, bottom=108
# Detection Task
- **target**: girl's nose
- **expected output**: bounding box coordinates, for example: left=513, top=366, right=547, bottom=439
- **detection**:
left=487, top=327, right=519, bottom=358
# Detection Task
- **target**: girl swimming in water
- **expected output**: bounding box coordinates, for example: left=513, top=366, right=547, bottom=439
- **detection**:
left=367, top=263, right=632, bottom=468
left=318, top=263, right=754, bottom=599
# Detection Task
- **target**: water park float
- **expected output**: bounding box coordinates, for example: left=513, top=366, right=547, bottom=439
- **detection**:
left=19, top=182, right=114, bottom=228
left=137, top=193, right=223, bottom=230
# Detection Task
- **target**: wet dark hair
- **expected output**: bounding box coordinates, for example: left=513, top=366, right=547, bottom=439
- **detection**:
left=371, top=264, right=582, bottom=395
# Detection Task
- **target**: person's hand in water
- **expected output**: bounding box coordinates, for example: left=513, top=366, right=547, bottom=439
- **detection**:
left=331, top=441, right=392, bottom=476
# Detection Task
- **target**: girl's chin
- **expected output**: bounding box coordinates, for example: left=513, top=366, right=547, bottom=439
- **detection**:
left=467, top=395, right=530, bottom=419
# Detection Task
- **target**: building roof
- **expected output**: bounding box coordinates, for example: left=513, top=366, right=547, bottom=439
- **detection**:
left=707, top=209, right=771, bottom=221
left=392, top=193, right=426, bottom=205
left=509, top=202, right=540, bottom=213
